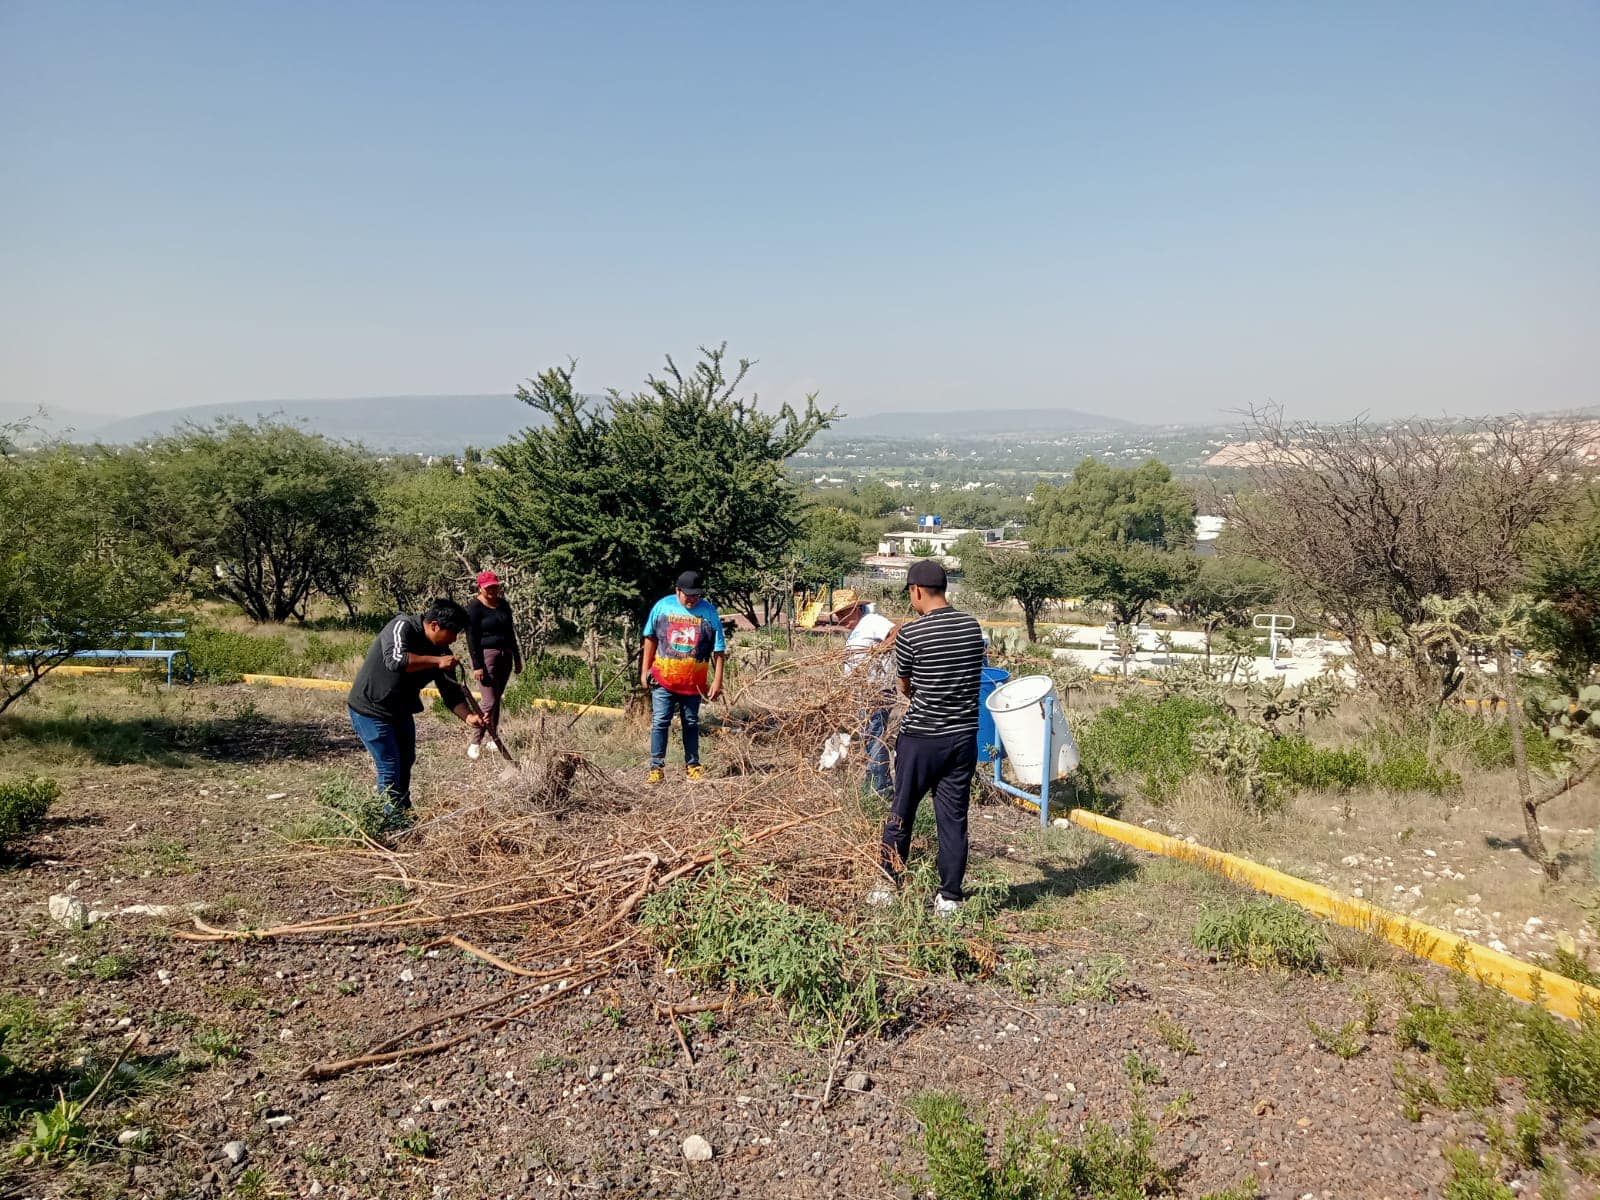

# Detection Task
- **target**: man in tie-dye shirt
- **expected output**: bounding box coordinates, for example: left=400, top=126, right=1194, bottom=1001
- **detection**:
left=640, top=569, right=726, bottom=784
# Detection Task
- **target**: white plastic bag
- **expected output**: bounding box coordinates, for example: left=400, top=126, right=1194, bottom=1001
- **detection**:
left=818, top=731, right=853, bottom=771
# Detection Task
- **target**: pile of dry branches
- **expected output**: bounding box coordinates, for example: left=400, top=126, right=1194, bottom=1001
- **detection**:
left=178, top=648, right=900, bottom=1077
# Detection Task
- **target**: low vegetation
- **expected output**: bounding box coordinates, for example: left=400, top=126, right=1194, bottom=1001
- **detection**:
left=1191, top=899, right=1325, bottom=973
left=0, top=774, right=58, bottom=852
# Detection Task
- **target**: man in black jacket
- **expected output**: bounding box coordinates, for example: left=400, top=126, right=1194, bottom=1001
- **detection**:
left=347, top=599, right=486, bottom=831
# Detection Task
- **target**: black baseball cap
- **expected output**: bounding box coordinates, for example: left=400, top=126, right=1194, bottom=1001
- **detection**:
left=676, top=569, right=706, bottom=596
left=906, top=559, right=947, bottom=589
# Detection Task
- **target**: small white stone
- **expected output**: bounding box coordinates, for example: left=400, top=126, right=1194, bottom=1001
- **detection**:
left=48, top=894, right=88, bottom=928
left=265, top=1115, right=294, bottom=1130
left=222, top=1140, right=247, bottom=1165
left=1423, top=849, right=1437, bottom=858
left=265, top=792, right=287, bottom=801
left=682, top=1134, right=713, bottom=1162
left=117, top=1128, right=147, bottom=1146
left=399, top=968, right=415, bottom=983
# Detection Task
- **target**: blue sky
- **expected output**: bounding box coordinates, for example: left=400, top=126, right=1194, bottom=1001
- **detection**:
left=2, top=1, right=1596, bottom=423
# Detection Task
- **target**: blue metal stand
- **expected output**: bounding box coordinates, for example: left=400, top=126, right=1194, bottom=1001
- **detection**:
left=987, top=691, right=1056, bottom=827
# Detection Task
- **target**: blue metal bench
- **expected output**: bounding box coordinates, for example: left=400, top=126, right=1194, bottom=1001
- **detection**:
left=7, top=622, right=193, bottom=687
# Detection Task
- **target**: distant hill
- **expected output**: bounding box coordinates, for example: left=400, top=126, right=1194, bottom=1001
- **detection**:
left=0, top=403, right=116, bottom=444
left=66, top=394, right=1143, bottom=453
left=84, top=395, right=541, bottom=454
left=819, top=407, right=1141, bottom=438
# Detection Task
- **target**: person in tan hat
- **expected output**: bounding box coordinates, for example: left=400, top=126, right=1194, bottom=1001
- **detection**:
left=833, top=597, right=898, bottom=799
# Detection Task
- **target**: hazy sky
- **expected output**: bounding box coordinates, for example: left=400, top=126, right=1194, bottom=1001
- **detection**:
left=3, top=1, right=1597, bottom=424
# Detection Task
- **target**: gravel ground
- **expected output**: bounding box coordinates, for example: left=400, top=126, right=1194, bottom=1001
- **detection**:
left=2, top=684, right=1593, bottom=1199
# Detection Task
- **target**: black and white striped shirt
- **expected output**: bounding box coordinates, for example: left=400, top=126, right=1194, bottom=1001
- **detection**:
left=894, top=606, right=985, bottom=738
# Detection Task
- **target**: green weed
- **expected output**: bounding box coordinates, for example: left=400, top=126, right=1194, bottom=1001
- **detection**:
left=392, top=1128, right=435, bottom=1158
left=1260, top=736, right=1369, bottom=794
left=1060, top=954, right=1129, bottom=1005
left=1075, top=694, right=1222, bottom=803
left=1363, top=726, right=1460, bottom=794
left=191, top=1026, right=243, bottom=1062
left=1305, top=1015, right=1365, bottom=1059
left=641, top=858, right=892, bottom=1048
left=1123, top=1053, right=1162, bottom=1087
left=13, top=1095, right=87, bottom=1162
left=1442, top=1146, right=1513, bottom=1200
left=0, top=774, right=58, bottom=851
left=906, top=1088, right=1174, bottom=1200
left=310, top=773, right=389, bottom=842
left=1153, top=1014, right=1197, bottom=1056
left=1191, top=899, right=1325, bottom=973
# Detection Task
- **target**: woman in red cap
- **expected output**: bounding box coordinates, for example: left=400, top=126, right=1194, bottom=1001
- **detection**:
left=465, top=570, right=522, bottom=759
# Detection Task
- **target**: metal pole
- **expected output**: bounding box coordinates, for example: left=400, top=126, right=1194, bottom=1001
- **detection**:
left=1039, top=693, right=1054, bottom=826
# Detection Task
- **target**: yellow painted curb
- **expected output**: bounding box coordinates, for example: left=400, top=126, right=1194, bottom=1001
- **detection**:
left=1068, top=808, right=1600, bottom=1023
left=10, top=664, right=625, bottom=718
left=237, top=672, right=626, bottom=717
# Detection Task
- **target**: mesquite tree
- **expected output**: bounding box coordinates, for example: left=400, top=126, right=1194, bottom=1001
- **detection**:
left=151, top=422, right=382, bottom=622
left=479, top=346, right=835, bottom=651
left=1228, top=408, right=1586, bottom=711
left=0, top=441, right=171, bottom=713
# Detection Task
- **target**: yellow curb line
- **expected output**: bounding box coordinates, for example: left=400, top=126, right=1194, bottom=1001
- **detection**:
left=8, top=663, right=625, bottom=718
left=1067, top=808, right=1600, bottom=1023
left=236, top=673, right=627, bottom=717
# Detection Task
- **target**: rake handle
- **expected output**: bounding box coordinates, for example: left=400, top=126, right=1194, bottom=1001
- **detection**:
left=452, top=661, right=519, bottom=766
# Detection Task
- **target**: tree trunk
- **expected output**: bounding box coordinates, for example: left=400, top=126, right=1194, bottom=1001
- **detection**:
left=1495, top=645, right=1557, bottom=881
left=1023, top=606, right=1038, bottom=645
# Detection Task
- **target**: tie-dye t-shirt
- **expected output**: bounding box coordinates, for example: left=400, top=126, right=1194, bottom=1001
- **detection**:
left=645, top=594, right=727, bottom=695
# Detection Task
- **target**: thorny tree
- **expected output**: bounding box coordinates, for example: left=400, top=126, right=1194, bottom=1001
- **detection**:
left=480, top=346, right=836, bottom=656
left=1418, top=593, right=1600, bottom=881
left=1227, top=408, right=1587, bottom=711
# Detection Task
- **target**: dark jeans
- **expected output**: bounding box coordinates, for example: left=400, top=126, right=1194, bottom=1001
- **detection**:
left=472, top=648, right=514, bottom=745
left=860, top=704, right=893, bottom=798
left=881, top=731, right=977, bottom=901
left=649, top=685, right=702, bottom=768
left=349, top=707, right=417, bottom=813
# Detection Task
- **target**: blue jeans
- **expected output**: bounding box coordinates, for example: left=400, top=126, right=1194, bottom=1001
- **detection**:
left=349, top=707, right=416, bottom=813
left=861, top=705, right=893, bottom=798
left=649, top=685, right=702, bottom=768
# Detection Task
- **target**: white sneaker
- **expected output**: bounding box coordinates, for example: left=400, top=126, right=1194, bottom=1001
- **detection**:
left=933, top=895, right=962, bottom=918
left=485, top=739, right=498, bottom=753
left=865, top=886, right=896, bottom=908
left=467, top=743, right=481, bottom=760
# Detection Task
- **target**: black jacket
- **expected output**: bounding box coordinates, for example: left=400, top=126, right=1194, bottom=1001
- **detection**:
left=348, top=614, right=467, bottom=721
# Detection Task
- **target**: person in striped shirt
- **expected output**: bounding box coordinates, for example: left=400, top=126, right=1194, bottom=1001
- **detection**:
left=876, top=558, right=986, bottom=914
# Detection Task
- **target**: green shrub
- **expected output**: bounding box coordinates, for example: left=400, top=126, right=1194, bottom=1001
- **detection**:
left=906, top=1088, right=1174, bottom=1200
left=1076, top=694, right=1222, bottom=803
left=185, top=623, right=368, bottom=682
left=1433, top=708, right=1564, bottom=774
left=185, top=625, right=293, bottom=681
left=1192, top=898, right=1325, bottom=973
left=500, top=653, right=628, bottom=711
left=311, top=774, right=389, bottom=842
left=1442, top=1146, right=1514, bottom=1200
left=1363, top=727, right=1460, bottom=795
left=1260, top=736, right=1369, bottom=794
left=0, top=776, right=59, bottom=851
left=641, top=860, right=890, bottom=1045
left=1398, top=966, right=1600, bottom=1141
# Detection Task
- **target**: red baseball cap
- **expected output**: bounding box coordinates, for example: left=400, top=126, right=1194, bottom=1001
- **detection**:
left=476, top=570, right=501, bottom=588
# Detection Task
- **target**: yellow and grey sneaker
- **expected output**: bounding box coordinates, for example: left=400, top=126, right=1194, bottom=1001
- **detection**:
left=685, top=765, right=706, bottom=782
left=646, top=767, right=664, bottom=786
